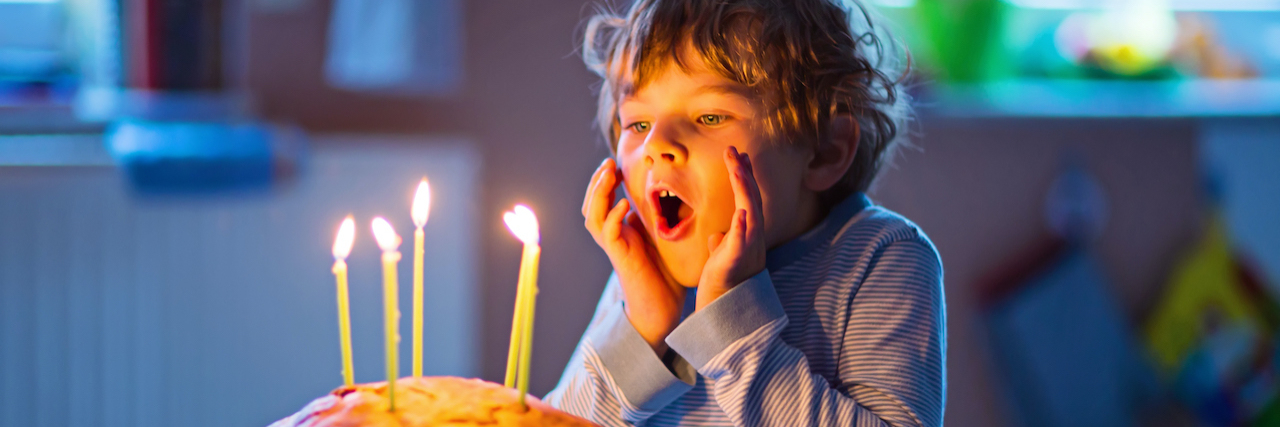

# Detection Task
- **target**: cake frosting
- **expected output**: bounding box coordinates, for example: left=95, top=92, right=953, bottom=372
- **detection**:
left=270, top=376, right=598, bottom=427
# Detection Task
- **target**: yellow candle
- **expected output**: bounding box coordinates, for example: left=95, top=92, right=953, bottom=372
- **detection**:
left=503, top=205, right=541, bottom=409
left=504, top=245, right=536, bottom=388
left=516, top=243, right=541, bottom=409
left=410, top=178, right=431, bottom=378
left=504, top=261, right=528, bottom=388
left=371, top=217, right=402, bottom=412
left=332, top=216, right=357, bottom=386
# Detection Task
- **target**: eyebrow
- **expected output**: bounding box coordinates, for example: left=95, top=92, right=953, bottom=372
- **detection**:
left=620, top=82, right=753, bottom=104
left=692, top=83, right=752, bottom=98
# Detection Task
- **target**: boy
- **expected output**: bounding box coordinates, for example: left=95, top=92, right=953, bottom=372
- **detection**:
left=545, top=0, right=945, bottom=426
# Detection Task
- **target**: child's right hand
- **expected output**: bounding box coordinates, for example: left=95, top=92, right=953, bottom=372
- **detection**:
left=582, top=158, right=685, bottom=355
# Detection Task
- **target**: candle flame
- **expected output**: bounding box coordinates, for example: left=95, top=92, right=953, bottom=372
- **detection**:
left=333, top=216, right=356, bottom=260
left=371, top=217, right=402, bottom=252
left=411, top=178, right=431, bottom=228
left=503, top=204, right=540, bottom=245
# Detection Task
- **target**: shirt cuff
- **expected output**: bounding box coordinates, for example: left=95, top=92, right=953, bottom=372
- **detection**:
left=587, top=300, right=694, bottom=412
left=666, top=270, right=787, bottom=371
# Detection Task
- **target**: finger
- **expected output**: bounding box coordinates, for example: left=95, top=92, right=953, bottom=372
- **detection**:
left=585, top=160, right=619, bottom=231
left=719, top=208, right=747, bottom=257
left=583, top=161, right=608, bottom=219
left=739, top=153, right=765, bottom=234
left=602, top=198, right=630, bottom=248
left=725, top=147, right=753, bottom=217
left=741, top=153, right=761, bottom=205
left=581, top=158, right=612, bottom=216
left=730, top=208, right=748, bottom=246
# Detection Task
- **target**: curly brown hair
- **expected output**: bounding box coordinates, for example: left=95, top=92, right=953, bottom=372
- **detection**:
left=582, top=0, right=910, bottom=201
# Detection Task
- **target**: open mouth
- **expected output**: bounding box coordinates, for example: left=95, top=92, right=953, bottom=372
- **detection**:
left=653, top=188, right=694, bottom=238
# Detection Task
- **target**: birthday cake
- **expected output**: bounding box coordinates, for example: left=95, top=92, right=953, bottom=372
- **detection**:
left=269, top=376, right=598, bottom=427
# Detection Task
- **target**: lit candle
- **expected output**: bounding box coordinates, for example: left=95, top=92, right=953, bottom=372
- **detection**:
left=332, top=216, right=357, bottom=386
left=410, top=178, right=431, bottom=378
left=503, top=205, right=541, bottom=409
left=371, top=217, right=402, bottom=411
left=503, top=243, right=528, bottom=388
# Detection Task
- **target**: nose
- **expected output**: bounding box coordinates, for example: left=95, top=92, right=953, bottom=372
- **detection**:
left=643, top=121, right=688, bottom=166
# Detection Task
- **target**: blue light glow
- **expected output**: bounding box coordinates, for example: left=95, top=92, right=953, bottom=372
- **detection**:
left=872, top=0, right=1280, bottom=11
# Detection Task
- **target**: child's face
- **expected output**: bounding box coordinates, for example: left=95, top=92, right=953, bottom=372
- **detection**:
left=615, top=58, right=815, bottom=287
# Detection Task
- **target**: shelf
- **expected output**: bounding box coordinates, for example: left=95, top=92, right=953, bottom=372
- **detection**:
left=871, top=0, right=1280, bottom=10
left=1004, top=0, right=1280, bottom=11
left=917, top=79, right=1280, bottom=119
left=0, top=134, right=111, bottom=166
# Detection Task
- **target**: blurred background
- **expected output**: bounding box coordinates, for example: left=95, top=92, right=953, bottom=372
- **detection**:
left=0, top=0, right=1277, bottom=426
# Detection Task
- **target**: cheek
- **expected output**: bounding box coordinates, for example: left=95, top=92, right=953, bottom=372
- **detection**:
left=696, top=159, right=737, bottom=232
left=615, top=136, right=643, bottom=167
left=617, top=155, right=653, bottom=226
left=618, top=161, right=644, bottom=202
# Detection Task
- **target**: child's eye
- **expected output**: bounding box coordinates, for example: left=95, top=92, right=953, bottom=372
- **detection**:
left=627, top=122, right=651, bottom=132
left=697, top=114, right=726, bottom=126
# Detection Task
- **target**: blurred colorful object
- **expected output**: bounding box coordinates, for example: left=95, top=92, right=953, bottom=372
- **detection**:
left=914, top=0, right=1009, bottom=82
left=0, top=0, right=67, bottom=81
left=983, top=244, right=1157, bottom=427
left=1172, top=14, right=1257, bottom=79
left=1052, top=3, right=1178, bottom=77
left=325, top=0, right=462, bottom=95
left=976, top=163, right=1160, bottom=427
left=1144, top=214, right=1280, bottom=426
left=64, top=0, right=311, bottom=194
left=1038, top=6, right=1260, bottom=79
left=1146, top=216, right=1266, bottom=372
left=106, top=120, right=304, bottom=194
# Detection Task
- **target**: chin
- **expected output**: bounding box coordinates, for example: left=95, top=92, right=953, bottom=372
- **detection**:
left=654, top=246, right=705, bottom=288
left=673, top=273, right=700, bottom=288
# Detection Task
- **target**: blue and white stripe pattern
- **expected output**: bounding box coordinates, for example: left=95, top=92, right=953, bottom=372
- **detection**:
left=545, top=194, right=946, bottom=427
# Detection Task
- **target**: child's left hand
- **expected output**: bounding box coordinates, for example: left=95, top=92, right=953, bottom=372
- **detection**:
left=697, top=146, right=767, bottom=311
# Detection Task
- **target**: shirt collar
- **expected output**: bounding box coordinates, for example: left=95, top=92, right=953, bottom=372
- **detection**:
left=765, top=193, right=871, bottom=273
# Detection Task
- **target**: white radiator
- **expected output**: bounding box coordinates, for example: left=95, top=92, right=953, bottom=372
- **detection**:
left=0, top=135, right=481, bottom=427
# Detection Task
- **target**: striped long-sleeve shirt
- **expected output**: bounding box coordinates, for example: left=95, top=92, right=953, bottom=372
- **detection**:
left=545, top=194, right=947, bottom=427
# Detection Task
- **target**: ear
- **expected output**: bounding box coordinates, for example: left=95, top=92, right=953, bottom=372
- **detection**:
left=803, top=114, right=859, bottom=193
